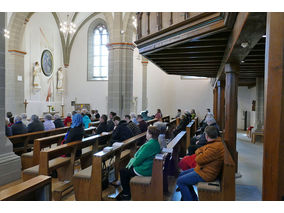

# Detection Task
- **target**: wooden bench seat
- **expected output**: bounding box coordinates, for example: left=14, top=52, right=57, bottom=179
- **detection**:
left=72, top=132, right=147, bottom=201
left=0, top=175, right=52, bottom=201
left=197, top=140, right=235, bottom=201
left=8, top=126, right=69, bottom=155
left=130, top=153, right=167, bottom=201
left=130, top=131, right=186, bottom=201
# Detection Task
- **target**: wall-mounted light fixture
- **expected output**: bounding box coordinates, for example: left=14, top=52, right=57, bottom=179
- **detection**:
left=4, top=29, right=10, bottom=39
left=241, top=42, right=249, bottom=48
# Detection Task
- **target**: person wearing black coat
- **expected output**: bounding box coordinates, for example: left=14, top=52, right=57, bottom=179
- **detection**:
left=111, top=116, right=133, bottom=145
left=173, top=111, right=192, bottom=137
left=64, top=113, right=85, bottom=156
left=95, top=114, right=109, bottom=145
left=11, top=115, right=28, bottom=148
left=5, top=119, right=12, bottom=136
left=107, top=112, right=116, bottom=131
left=28, top=114, right=44, bottom=133
left=53, top=114, right=65, bottom=128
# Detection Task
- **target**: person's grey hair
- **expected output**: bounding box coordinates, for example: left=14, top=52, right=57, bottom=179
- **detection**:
left=31, top=114, right=39, bottom=122
left=81, top=108, right=87, bottom=114
left=54, top=114, right=61, bottom=120
left=21, top=113, right=27, bottom=120
left=206, top=117, right=216, bottom=125
left=154, top=122, right=167, bottom=134
left=14, top=115, right=22, bottom=123
left=45, top=114, right=52, bottom=121
left=130, top=113, right=136, bottom=118
left=67, top=112, right=72, bottom=117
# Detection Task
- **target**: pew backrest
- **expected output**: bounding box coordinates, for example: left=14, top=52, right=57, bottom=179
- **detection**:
left=0, top=175, right=52, bottom=201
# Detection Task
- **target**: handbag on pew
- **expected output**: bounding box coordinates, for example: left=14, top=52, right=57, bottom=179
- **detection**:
left=102, top=156, right=115, bottom=190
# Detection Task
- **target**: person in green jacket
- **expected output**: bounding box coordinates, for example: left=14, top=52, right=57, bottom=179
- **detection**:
left=117, top=126, right=161, bottom=201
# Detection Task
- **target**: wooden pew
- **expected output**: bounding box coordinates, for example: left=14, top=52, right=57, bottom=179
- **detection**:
left=146, top=118, right=158, bottom=126
left=197, top=140, right=235, bottom=201
left=72, top=132, right=147, bottom=201
left=0, top=175, right=52, bottom=201
left=8, top=126, right=69, bottom=155
left=21, top=126, right=98, bottom=170
left=162, top=115, right=170, bottom=122
left=130, top=153, right=167, bottom=201
left=89, top=121, right=100, bottom=127
left=186, top=121, right=195, bottom=150
left=130, top=131, right=187, bottom=200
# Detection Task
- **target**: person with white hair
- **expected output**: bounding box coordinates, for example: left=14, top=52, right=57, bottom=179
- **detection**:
left=11, top=114, right=28, bottom=135
left=130, top=113, right=138, bottom=125
left=43, top=114, right=55, bottom=131
left=81, top=109, right=91, bottom=129
left=21, top=113, right=29, bottom=126
left=64, top=112, right=72, bottom=126
left=154, top=121, right=167, bottom=149
left=53, top=114, right=64, bottom=128
left=28, top=114, right=44, bottom=133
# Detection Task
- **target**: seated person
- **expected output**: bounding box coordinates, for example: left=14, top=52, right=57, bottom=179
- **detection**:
left=173, top=110, right=191, bottom=137
left=5, top=118, right=12, bottom=136
left=81, top=109, right=91, bottom=129
left=43, top=114, right=55, bottom=131
left=137, top=114, right=148, bottom=133
left=53, top=114, right=65, bottom=128
left=117, top=126, right=161, bottom=200
left=64, top=112, right=72, bottom=126
left=177, top=126, right=224, bottom=201
left=28, top=114, right=44, bottom=133
left=7, top=111, right=13, bottom=120
left=188, top=117, right=220, bottom=154
left=175, top=109, right=182, bottom=118
left=125, top=115, right=141, bottom=136
left=21, top=113, right=29, bottom=126
left=141, top=110, right=154, bottom=121
left=95, top=114, right=109, bottom=145
left=11, top=115, right=28, bottom=135
left=155, top=109, right=163, bottom=120
left=107, top=112, right=116, bottom=131
left=110, top=116, right=133, bottom=145
left=154, top=121, right=167, bottom=149
left=64, top=113, right=84, bottom=156
left=8, top=117, right=14, bottom=127
left=130, top=113, right=139, bottom=125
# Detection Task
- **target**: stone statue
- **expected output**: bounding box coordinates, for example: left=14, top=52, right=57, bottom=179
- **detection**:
left=57, top=67, right=64, bottom=90
left=33, top=61, right=41, bottom=89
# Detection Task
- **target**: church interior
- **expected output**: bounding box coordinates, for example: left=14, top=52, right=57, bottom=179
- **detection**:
left=0, top=7, right=283, bottom=206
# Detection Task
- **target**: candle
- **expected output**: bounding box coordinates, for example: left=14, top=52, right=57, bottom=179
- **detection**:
left=48, top=97, right=51, bottom=105
left=61, top=96, right=64, bottom=105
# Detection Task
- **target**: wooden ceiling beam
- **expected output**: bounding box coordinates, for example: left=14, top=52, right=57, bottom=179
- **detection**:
left=214, top=12, right=266, bottom=87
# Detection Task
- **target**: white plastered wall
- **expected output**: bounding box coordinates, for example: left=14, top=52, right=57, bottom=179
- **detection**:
left=23, top=12, right=64, bottom=117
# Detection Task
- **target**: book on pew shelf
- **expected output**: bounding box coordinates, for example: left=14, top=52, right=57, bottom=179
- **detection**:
left=112, top=142, right=123, bottom=149
left=103, top=147, right=113, bottom=153
left=162, top=147, right=173, bottom=154
left=155, top=154, right=164, bottom=160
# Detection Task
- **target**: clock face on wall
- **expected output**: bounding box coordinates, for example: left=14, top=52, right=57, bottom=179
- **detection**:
left=41, top=49, right=53, bottom=77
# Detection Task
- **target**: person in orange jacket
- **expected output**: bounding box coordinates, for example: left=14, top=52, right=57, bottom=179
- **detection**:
left=177, top=126, right=224, bottom=201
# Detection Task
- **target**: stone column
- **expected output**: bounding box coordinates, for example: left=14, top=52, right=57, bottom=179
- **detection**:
left=255, top=77, right=264, bottom=131
left=141, top=57, right=148, bottom=111
left=0, top=12, right=21, bottom=186
left=224, top=63, right=239, bottom=170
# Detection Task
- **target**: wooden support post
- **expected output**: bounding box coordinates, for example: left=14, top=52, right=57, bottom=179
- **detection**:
left=224, top=63, right=239, bottom=171
left=213, top=87, right=218, bottom=119
left=262, top=12, right=284, bottom=201
left=217, top=80, right=225, bottom=130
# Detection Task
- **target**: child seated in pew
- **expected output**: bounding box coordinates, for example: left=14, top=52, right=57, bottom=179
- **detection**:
left=116, top=126, right=161, bottom=201
left=177, top=126, right=224, bottom=201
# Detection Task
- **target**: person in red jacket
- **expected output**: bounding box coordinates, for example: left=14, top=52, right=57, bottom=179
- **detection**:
left=64, top=112, right=72, bottom=126
left=177, top=126, right=224, bottom=201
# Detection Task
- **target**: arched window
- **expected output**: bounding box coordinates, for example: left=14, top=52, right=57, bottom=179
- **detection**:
left=88, top=19, right=109, bottom=80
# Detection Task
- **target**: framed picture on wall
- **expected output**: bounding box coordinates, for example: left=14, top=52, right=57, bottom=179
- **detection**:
left=75, top=104, right=90, bottom=112
left=41, top=49, right=54, bottom=77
